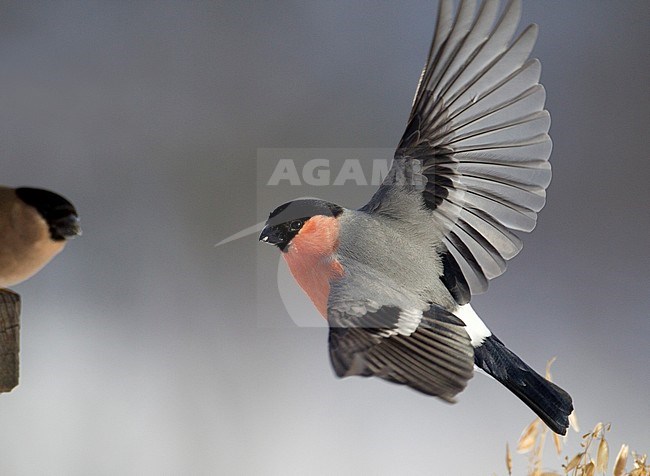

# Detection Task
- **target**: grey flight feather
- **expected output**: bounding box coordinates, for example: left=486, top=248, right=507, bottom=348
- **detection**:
left=361, top=0, right=552, bottom=298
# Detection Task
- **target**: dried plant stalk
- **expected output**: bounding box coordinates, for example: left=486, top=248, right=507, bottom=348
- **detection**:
left=553, top=432, right=563, bottom=456
left=506, top=443, right=513, bottom=476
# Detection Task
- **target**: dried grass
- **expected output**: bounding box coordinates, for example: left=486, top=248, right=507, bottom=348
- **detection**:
left=507, top=415, right=648, bottom=476
left=503, top=360, right=648, bottom=476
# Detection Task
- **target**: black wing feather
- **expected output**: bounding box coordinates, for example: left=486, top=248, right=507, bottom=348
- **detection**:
left=328, top=303, right=474, bottom=403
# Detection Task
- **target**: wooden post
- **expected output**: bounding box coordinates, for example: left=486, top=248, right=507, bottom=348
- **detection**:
left=0, top=289, right=20, bottom=393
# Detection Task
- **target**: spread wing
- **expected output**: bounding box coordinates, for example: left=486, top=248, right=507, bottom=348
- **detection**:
left=328, top=300, right=474, bottom=402
left=362, top=0, right=552, bottom=302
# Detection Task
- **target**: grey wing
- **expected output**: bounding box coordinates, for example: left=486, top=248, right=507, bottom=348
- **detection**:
left=362, top=0, right=552, bottom=300
left=328, top=299, right=474, bottom=403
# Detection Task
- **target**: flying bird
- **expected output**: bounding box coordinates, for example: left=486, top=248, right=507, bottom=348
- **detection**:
left=259, top=0, right=573, bottom=434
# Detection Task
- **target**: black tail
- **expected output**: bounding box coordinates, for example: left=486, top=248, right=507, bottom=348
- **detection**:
left=474, top=335, right=573, bottom=435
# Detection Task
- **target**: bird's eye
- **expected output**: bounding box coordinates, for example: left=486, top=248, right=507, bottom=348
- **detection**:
left=289, top=220, right=303, bottom=231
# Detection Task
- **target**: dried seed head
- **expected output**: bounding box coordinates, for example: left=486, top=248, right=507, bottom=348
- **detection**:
left=631, top=452, right=648, bottom=475
left=517, top=419, right=540, bottom=454
left=592, top=422, right=604, bottom=438
left=596, top=438, right=609, bottom=472
left=565, top=453, right=582, bottom=472
left=613, top=444, right=629, bottom=476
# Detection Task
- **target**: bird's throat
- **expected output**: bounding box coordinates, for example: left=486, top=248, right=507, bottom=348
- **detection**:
left=282, top=215, right=343, bottom=318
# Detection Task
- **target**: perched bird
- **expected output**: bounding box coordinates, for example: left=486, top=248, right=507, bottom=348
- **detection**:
left=0, top=185, right=80, bottom=392
left=259, top=0, right=573, bottom=435
left=0, top=186, right=81, bottom=288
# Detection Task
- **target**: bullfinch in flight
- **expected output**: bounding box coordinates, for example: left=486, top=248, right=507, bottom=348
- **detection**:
left=0, top=186, right=81, bottom=288
left=259, top=0, right=573, bottom=434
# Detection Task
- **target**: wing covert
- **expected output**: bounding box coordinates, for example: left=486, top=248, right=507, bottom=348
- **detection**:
left=328, top=301, right=474, bottom=402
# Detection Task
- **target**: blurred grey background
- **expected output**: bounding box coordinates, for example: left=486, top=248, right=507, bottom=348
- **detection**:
left=1, top=1, right=648, bottom=474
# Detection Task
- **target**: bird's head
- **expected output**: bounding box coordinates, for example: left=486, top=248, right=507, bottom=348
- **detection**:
left=259, top=199, right=343, bottom=252
left=15, top=187, right=81, bottom=242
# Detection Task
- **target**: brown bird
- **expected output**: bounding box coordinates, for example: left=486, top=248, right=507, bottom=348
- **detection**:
left=0, top=185, right=80, bottom=392
left=0, top=186, right=81, bottom=287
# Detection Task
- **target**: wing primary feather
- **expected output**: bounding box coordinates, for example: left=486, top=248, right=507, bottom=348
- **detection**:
left=411, top=0, right=456, bottom=114
left=414, top=0, right=479, bottom=121
left=449, top=67, right=544, bottom=133
left=437, top=22, right=538, bottom=123
left=418, top=1, right=526, bottom=135
left=363, top=0, right=550, bottom=296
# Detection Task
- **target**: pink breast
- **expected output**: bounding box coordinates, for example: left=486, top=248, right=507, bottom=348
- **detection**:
left=282, top=215, right=344, bottom=319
